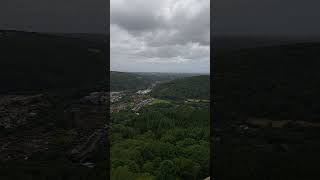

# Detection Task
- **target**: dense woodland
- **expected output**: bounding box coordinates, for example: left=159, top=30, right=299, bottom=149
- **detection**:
left=111, top=104, right=210, bottom=180
left=110, top=72, right=154, bottom=91
left=151, top=76, right=210, bottom=100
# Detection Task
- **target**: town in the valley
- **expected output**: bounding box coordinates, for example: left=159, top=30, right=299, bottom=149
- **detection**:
left=110, top=86, right=154, bottom=114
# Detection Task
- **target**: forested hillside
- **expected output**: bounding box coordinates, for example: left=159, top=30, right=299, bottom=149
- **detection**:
left=151, top=75, right=210, bottom=100
left=110, top=71, right=154, bottom=91
left=110, top=71, right=198, bottom=91
left=111, top=102, right=210, bottom=180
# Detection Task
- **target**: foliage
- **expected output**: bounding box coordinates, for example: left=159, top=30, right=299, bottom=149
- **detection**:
left=110, top=71, right=198, bottom=91
left=111, top=72, right=153, bottom=91
left=151, top=75, right=210, bottom=100
left=111, top=103, right=210, bottom=180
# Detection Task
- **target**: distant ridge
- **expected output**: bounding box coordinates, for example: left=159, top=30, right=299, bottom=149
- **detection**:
left=110, top=71, right=201, bottom=91
left=151, top=75, right=210, bottom=100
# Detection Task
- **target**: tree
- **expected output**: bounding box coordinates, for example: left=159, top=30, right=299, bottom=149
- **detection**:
left=158, top=160, right=175, bottom=180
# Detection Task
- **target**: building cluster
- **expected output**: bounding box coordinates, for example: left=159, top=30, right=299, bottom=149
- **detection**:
left=110, top=92, right=122, bottom=103
left=110, top=104, right=127, bottom=113
left=131, top=98, right=154, bottom=112
left=136, top=89, right=151, bottom=95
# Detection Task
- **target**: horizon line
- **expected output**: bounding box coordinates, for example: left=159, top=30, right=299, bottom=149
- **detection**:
left=110, top=70, right=210, bottom=74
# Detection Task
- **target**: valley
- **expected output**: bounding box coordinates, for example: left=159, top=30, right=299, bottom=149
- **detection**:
left=110, top=73, right=210, bottom=180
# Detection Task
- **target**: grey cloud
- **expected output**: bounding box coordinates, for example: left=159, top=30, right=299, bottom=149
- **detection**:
left=111, top=0, right=210, bottom=46
left=136, top=43, right=209, bottom=61
left=111, top=0, right=165, bottom=32
left=111, top=0, right=210, bottom=73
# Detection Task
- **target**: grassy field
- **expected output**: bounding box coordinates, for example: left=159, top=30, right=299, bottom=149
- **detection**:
left=186, top=99, right=210, bottom=103
left=149, top=98, right=171, bottom=105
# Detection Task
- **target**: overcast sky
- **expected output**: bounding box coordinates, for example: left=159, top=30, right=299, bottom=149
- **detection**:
left=111, top=0, right=210, bottom=73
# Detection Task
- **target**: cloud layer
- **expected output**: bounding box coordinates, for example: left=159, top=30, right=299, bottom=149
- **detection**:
left=111, top=0, right=210, bottom=73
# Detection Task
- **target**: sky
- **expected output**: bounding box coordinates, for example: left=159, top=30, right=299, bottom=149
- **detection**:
left=110, top=0, right=210, bottom=73
left=0, top=0, right=108, bottom=34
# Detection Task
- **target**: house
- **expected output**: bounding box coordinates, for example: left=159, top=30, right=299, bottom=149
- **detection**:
left=136, top=89, right=151, bottom=95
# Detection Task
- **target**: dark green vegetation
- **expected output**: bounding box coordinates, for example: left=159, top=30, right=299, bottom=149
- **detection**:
left=111, top=104, right=210, bottom=180
left=0, top=30, right=108, bottom=93
left=151, top=75, right=210, bottom=100
left=213, top=43, right=320, bottom=179
left=111, top=75, right=210, bottom=180
left=111, top=71, right=154, bottom=91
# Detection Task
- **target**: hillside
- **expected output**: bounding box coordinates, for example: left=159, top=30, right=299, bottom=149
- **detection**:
left=110, top=71, right=153, bottom=91
left=151, top=75, right=210, bottom=100
left=0, top=30, right=108, bottom=93
left=110, top=71, right=197, bottom=91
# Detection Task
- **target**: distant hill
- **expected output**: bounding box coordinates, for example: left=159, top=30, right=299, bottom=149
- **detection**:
left=213, top=42, right=320, bottom=121
left=110, top=71, right=198, bottom=91
left=0, top=30, right=108, bottom=93
left=151, top=75, right=210, bottom=100
left=110, top=71, right=153, bottom=91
